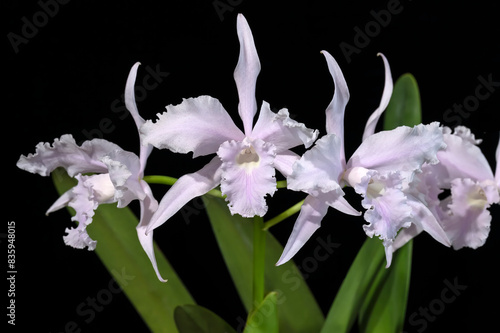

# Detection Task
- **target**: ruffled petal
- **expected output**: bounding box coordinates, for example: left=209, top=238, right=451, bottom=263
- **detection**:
left=140, top=96, right=244, bottom=157
left=441, top=178, right=494, bottom=249
left=60, top=174, right=116, bottom=250
left=17, top=134, right=121, bottom=177
left=234, top=14, right=261, bottom=135
left=348, top=122, right=446, bottom=177
left=363, top=189, right=412, bottom=242
left=218, top=138, right=276, bottom=217
left=354, top=171, right=413, bottom=266
left=146, top=156, right=223, bottom=233
left=362, top=53, right=393, bottom=141
left=287, top=134, right=344, bottom=196
left=251, top=101, right=319, bottom=151
left=101, top=150, right=145, bottom=208
left=437, top=126, right=495, bottom=183
left=322, top=50, right=349, bottom=167
left=276, top=194, right=330, bottom=266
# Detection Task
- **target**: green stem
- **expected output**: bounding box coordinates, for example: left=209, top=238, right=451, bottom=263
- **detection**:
left=262, top=199, right=305, bottom=231
left=276, top=180, right=287, bottom=189
left=252, top=216, right=266, bottom=310
left=143, top=175, right=177, bottom=186
left=143, top=175, right=224, bottom=198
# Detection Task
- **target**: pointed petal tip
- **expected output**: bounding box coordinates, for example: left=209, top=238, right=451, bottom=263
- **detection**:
left=275, top=254, right=290, bottom=267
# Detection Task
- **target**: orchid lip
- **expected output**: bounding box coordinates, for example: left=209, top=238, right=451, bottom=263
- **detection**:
left=236, top=145, right=260, bottom=171
left=467, top=187, right=487, bottom=209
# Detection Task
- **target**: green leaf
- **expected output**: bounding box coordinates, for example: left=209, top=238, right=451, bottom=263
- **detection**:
left=202, top=195, right=324, bottom=333
left=320, top=237, right=386, bottom=333
left=358, top=241, right=413, bottom=332
left=383, top=73, right=422, bottom=129
left=174, top=304, right=237, bottom=333
left=52, top=169, right=195, bottom=333
left=243, top=292, right=279, bottom=333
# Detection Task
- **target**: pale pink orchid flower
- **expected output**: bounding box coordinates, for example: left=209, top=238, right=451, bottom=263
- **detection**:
left=278, top=51, right=450, bottom=267
left=139, top=14, right=318, bottom=279
left=17, top=62, right=162, bottom=279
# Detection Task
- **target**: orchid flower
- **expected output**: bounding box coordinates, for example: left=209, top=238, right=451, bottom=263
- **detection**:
left=138, top=14, right=318, bottom=280
left=393, top=127, right=500, bottom=252
left=277, top=51, right=450, bottom=267
left=16, top=62, right=164, bottom=280
left=140, top=14, right=317, bottom=224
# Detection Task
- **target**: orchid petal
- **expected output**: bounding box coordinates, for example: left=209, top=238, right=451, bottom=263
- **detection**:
left=437, top=127, right=495, bottom=182
left=328, top=196, right=361, bottom=216
left=234, top=14, right=261, bottom=135
left=359, top=172, right=413, bottom=266
left=348, top=122, right=445, bottom=177
left=362, top=189, right=413, bottom=245
left=405, top=194, right=451, bottom=247
left=273, top=150, right=300, bottom=178
left=140, top=96, right=244, bottom=157
left=17, top=134, right=121, bottom=177
left=125, top=62, right=146, bottom=130
left=251, top=101, right=318, bottom=151
left=145, top=156, right=223, bottom=233
left=60, top=174, right=117, bottom=250
left=322, top=50, right=349, bottom=167
left=136, top=226, right=168, bottom=282
left=288, top=134, right=344, bottom=195
left=496, top=133, right=500, bottom=187
left=125, top=62, right=154, bottom=169
left=135, top=180, right=165, bottom=281
left=441, top=178, right=493, bottom=249
left=63, top=225, right=97, bottom=251
left=276, top=194, right=330, bottom=266
left=218, top=138, right=276, bottom=217
left=392, top=223, right=421, bottom=253
left=362, top=53, right=393, bottom=141
left=101, top=150, right=145, bottom=208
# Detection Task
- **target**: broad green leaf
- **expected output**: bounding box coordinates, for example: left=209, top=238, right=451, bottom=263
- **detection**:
left=358, top=241, right=412, bottom=332
left=202, top=195, right=324, bottom=333
left=320, top=236, right=386, bottom=333
left=383, top=73, right=422, bottom=129
left=52, top=169, right=195, bottom=333
left=174, top=304, right=237, bottom=333
left=243, top=292, right=279, bottom=333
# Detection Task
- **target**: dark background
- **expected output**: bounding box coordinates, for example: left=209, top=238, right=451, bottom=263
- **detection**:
left=5, top=0, right=500, bottom=332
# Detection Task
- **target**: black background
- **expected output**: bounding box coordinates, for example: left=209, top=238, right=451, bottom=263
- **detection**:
left=5, top=0, right=500, bottom=332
